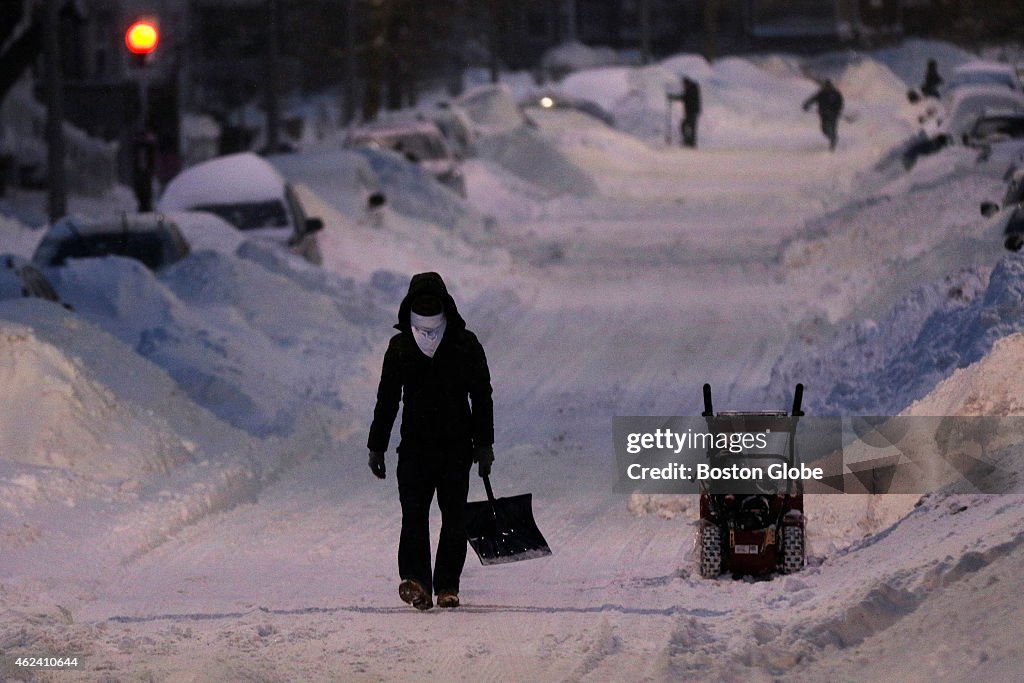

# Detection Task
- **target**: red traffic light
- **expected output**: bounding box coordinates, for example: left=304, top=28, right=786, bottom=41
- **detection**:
left=125, top=20, right=159, bottom=55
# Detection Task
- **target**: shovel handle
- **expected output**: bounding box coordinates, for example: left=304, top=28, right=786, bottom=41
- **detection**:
left=483, top=475, right=497, bottom=503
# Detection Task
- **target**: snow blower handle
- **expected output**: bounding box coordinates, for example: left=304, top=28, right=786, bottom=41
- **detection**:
left=792, top=383, right=805, bottom=417
left=702, top=383, right=714, bottom=417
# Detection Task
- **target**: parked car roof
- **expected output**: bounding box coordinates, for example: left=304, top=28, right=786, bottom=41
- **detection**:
left=345, top=120, right=454, bottom=160
left=32, top=213, right=191, bottom=271
left=947, top=60, right=1022, bottom=93
left=158, top=152, right=289, bottom=212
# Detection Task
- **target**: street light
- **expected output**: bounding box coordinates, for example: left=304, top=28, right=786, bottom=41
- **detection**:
left=125, top=17, right=160, bottom=211
left=125, top=19, right=159, bottom=61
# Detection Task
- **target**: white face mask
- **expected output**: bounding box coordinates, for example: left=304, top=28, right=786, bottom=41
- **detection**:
left=410, top=311, right=446, bottom=358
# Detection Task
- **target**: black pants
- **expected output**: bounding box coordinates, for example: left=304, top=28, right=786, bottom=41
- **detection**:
left=682, top=115, right=698, bottom=148
left=397, top=451, right=471, bottom=595
left=820, top=115, right=838, bottom=151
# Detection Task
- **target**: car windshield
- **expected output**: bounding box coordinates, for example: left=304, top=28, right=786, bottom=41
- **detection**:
left=973, top=117, right=1024, bottom=140
left=194, top=200, right=289, bottom=230
left=950, top=72, right=1019, bottom=90
left=391, top=133, right=448, bottom=161
left=45, top=232, right=170, bottom=270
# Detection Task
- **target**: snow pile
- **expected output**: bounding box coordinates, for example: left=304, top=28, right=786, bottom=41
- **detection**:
left=904, top=331, right=1024, bottom=417
left=0, top=319, right=194, bottom=479
left=836, top=58, right=907, bottom=107
left=868, top=38, right=976, bottom=93
left=162, top=211, right=246, bottom=256
left=475, top=126, right=598, bottom=197
left=558, top=53, right=912, bottom=151
left=542, top=41, right=629, bottom=77
left=455, top=84, right=529, bottom=137
left=351, top=148, right=482, bottom=232
left=269, top=150, right=381, bottom=221
left=772, top=256, right=1024, bottom=415
left=0, top=213, right=41, bottom=259
left=42, top=252, right=373, bottom=436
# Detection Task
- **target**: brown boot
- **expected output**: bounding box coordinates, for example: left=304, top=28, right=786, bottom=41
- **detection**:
left=399, top=579, right=433, bottom=611
left=436, top=590, right=460, bottom=608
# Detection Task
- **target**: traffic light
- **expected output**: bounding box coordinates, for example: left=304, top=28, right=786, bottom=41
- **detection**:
left=125, top=18, right=159, bottom=66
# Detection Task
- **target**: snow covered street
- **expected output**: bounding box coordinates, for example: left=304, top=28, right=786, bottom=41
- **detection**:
left=3, top=43, right=1024, bottom=681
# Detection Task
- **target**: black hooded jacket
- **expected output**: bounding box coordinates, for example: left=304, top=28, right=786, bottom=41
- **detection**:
left=803, top=82, right=844, bottom=120
left=367, top=272, right=494, bottom=456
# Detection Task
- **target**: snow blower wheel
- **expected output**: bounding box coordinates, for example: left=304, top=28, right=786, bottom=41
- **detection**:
left=699, top=524, right=722, bottom=578
left=781, top=525, right=805, bottom=574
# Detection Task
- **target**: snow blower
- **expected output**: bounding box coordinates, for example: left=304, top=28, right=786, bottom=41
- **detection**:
left=696, top=383, right=806, bottom=579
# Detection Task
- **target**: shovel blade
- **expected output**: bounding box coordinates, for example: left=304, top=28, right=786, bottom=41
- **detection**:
left=465, top=492, right=552, bottom=565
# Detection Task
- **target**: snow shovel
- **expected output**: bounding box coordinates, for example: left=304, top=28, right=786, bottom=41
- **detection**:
left=465, top=475, right=552, bottom=565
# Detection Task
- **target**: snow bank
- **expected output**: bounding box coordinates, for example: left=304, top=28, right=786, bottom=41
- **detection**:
left=269, top=150, right=381, bottom=221
left=455, top=84, right=529, bottom=137
left=352, top=148, right=481, bottom=232
left=542, top=41, right=629, bottom=77
left=41, top=252, right=373, bottom=437
left=0, top=213, right=41, bottom=259
left=905, top=331, right=1024, bottom=417
left=868, top=38, right=976, bottom=93
left=475, top=126, right=598, bottom=197
left=772, top=256, right=1024, bottom=415
left=0, top=319, right=194, bottom=479
left=837, top=58, right=907, bottom=106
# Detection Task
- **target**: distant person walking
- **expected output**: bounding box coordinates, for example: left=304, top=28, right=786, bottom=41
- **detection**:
left=802, top=79, right=844, bottom=152
left=681, top=77, right=702, bottom=148
left=920, top=59, right=943, bottom=99
left=667, top=76, right=702, bottom=148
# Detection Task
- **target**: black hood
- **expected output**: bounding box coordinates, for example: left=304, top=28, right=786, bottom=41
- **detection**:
left=395, top=272, right=466, bottom=333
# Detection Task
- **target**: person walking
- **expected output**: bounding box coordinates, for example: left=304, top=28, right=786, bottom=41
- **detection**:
left=802, top=79, right=844, bottom=152
left=920, top=59, right=943, bottom=99
left=681, top=77, right=702, bottom=148
left=367, top=272, right=494, bottom=611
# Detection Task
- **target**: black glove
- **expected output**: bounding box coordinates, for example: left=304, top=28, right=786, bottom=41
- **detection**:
left=473, top=445, right=494, bottom=478
left=368, top=450, right=386, bottom=479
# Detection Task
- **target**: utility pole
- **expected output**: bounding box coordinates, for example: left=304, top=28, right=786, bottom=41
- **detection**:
left=703, top=0, right=720, bottom=61
left=342, top=0, right=357, bottom=125
left=44, top=0, right=66, bottom=221
left=639, top=0, right=652, bottom=65
left=265, top=0, right=281, bottom=152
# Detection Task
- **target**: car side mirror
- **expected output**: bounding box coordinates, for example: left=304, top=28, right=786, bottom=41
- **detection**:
left=304, top=217, right=324, bottom=235
left=981, top=201, right=1000, bottom=218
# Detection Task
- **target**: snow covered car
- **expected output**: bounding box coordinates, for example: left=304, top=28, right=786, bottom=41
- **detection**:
left=0, top=253, right=62, bottom=303
left=944, top=60, right=1023, bottom=96
left=981, top=168, right=1024, bottom=251
left=520, top=92, right=616, bottom=127
left=157, top=152, right=324, bottom=265
left=697, top=384, right=806, bottom=579
left=344, top=120, right=466, bottom=197
left=939, top=86, right=1024, bottom=140
left=963, top=112, right=1024, bottom=147
left=32, top=214, right=191, bottom=271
